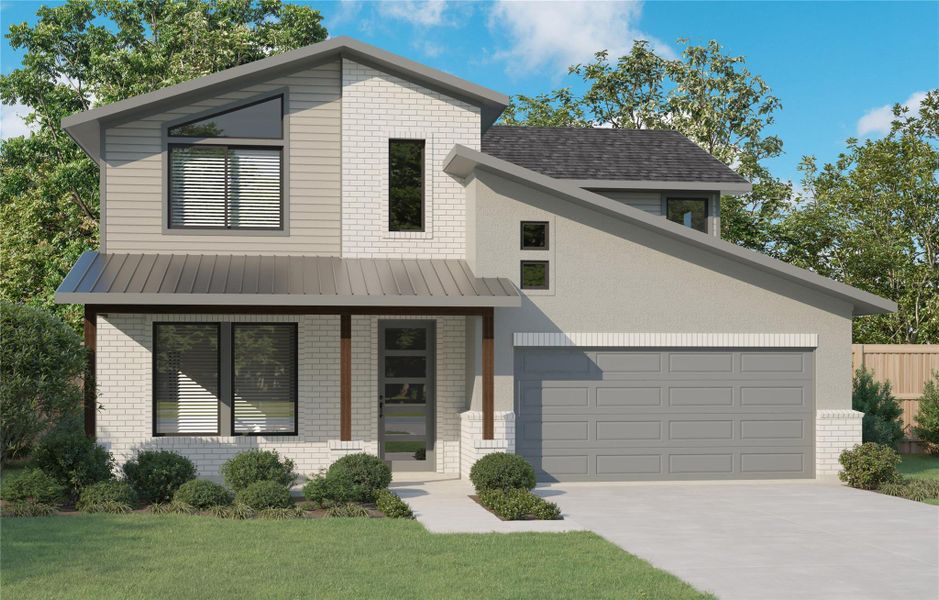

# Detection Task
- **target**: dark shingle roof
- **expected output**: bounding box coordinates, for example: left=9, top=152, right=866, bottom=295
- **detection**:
left=481, top=126, right=747, bottom=184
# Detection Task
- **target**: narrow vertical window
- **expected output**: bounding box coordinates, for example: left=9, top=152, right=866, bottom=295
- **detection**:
left=232, top=323, right=298, bottom=435
left=153, top=323, right=220, bottom=435
left=389, top=139, right=425, bottom=231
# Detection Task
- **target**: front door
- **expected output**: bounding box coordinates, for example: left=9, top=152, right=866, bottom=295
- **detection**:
left=378, top=321, right=435, bottom=471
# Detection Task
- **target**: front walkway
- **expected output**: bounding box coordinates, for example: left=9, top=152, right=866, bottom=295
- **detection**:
left=390, top=473, right=584, bottom=534
left=537, top=480, right=939, bottom=600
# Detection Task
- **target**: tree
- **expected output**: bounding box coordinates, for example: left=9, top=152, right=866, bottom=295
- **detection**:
left=781, top=91, right=939, bottom=343
left=0, top=0, right=328, bottom=330
left=913, top=372, right=939, bottom=454
left=852, top=367, right=904, bottom=448
left=497, top=39, right=790, bottom=254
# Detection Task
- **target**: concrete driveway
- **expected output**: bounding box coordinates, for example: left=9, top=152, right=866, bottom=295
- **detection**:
left=535, top=481, right=939, bottom=600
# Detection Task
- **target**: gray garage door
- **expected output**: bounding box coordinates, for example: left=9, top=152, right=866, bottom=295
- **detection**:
left=515, top=348, right=815, bottom=481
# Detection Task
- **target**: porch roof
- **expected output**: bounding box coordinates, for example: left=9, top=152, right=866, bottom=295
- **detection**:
left=55, top=252, right=520, bottom=307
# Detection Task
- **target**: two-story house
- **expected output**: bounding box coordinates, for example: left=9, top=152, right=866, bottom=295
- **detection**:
left=56, top=37, right=895, bottom=482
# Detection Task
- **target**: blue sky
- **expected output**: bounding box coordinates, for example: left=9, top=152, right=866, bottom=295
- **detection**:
left=2, top=0, right=937, bottom=184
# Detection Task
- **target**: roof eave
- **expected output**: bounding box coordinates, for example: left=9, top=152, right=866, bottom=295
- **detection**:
left=444, top=145, right=897, bottom=317
left=562, top=178, right=752, bottom=195
left=54, top=291, right=521, bottom=308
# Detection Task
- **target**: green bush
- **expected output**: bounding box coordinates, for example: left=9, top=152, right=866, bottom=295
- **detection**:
left=375, top=489, right=413, bottom=519
left=123, top=450, right=196, bottom=503
left=878, top=479, right=939, bottom=502
left=209, top=503, right=254, bottom=520
left=76, top=480, right=136, bottom=512
left=149, top=500, right=195, bottom=515
left=477, top=488, right=561, bottom=521
left=469, top=453, right=536, bottom=492
left=221, top=450, right=296, bottom=492
left=853, top=368, right=904, bottom=448
left=257, top=507, right=304, bottom=520
left=0, top=468, right=66, bottom=506
left=838, top=442, right=901, bottom=490
left=323, top=503, right=371, bottom=518
left=326, top=453, right=391, bottom=501
left=302, top=472, right=362, bottom=505
left=913, top=373, right=939, bottom=453
left=173, top=479, right=233, bottom=509
left=235, top=480, right=292, bottom=510
left=32, top=430, right=113, bottom=495
left=2, top=501, right=58, bottom=517
left=0, top=302, right=85, bottom=460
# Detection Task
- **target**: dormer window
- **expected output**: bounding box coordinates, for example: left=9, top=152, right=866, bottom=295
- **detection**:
left=167, top=95, right=284, bottom=230
left=666, top=198, right=708, bottom=233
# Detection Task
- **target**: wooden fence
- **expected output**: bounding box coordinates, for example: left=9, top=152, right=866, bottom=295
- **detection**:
left=852, top=344, right=939, bottom=451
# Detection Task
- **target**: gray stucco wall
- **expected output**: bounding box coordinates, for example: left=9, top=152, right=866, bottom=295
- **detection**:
left=467, top=169, right=854, bottom=413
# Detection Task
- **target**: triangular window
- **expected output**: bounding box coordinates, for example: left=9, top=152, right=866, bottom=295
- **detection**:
left=168, top=96, right=283, bottom=139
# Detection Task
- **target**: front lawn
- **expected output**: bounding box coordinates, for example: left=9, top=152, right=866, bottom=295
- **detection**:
left=1, top=515, right=713, bottom=599
left=899, top=453, right=939, bottom=505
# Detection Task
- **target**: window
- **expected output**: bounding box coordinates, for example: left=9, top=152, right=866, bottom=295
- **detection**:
left=520, top=261, right=549, bottom=290
left=153, top=323, right=220, bottom=435
left=168, top=96, right=283, bottom=139
left=153, top=322, right=298, bottom=437
left=233, top=324, right=297, bottom=435
left=520, top=221, right=549, bottom=250
left=169, top=145, right=283, bottom=229
left=389, top=139, right=425, bottom=231
left=666, top=198, right=708, bottom=233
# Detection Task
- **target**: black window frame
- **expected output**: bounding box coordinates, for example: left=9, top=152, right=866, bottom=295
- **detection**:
left=168, top=94, right=284, bottom=139
left=231, top=322, right=299, bottom=437
left=666, top=197, right=709, bottom=233
left=167, top=143, right=285, bottom=231
left=152, top=322, right=222, bottom=437
left=388, top=138, right=426, bottom=232
left=520, top=260, right=550, bottom=290
left=520, top=221, right=549, bottom=250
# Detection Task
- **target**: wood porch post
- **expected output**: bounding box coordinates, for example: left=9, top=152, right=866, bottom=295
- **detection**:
left=482, top=307, right=494, bottom=440
left=83, top=305, right=97, bottom=437
left=340, top=312, right=352, bottom=441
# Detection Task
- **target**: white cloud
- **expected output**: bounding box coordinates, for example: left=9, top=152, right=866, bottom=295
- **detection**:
left=378, top=1, right=451, bottom=27
left=857, top=91, right=927, bottom=137
left=327, top=0, right=364, bottom=28
left=488, top=0, right=672, bottom=77
left=1, top=103, right=36, bottom=140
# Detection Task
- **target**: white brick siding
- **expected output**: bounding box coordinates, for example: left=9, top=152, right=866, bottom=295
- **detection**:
left=816, top=409, right=863, bottom=476
left=459, top=411, right=515, bottom=478
left=96, top=313, right=466, bottom=479
left=340, top=59, right=480, bottom=259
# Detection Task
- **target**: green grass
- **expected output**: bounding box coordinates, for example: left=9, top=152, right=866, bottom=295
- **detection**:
left=899, top=453, right=939, bottom=505
left=1, top=514, right=712, bottom=599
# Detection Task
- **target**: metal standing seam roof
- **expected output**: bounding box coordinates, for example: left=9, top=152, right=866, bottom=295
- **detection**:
left=55, top=252, right=520, bottom=307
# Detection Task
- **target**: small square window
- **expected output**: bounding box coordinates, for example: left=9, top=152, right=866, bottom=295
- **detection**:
left=666, top=198, right=708, bottom=233
left=520, top=261, right=549, bottom=290
left=520, top=221, right=549, bottom=250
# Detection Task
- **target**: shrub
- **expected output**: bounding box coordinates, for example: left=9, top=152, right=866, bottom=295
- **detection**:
left=77, top=480, right=136, bottom=512
left=257, top=507, right=304, bottom=520
left=0, top=468, right=66, bottom=506
left=2, top=501, right=58, bottom=517
left=173, top=479, right=233, bottom=509
left=123, top=450, right=196, bottom=503
left=235, top=480, right=292, bottom=510
left=913, top=373, right=939, bottom=453
left=32, top=430, right=114, bottom=495
left=375, top=489, right=413, bottom=519
left=303, top=473, right=361, bottom=505
left=221, top=450, right=296, bottom=492
left=878, top=479, right=939, bottom=503
left=325, top=453, right=391, bottom=501
left=469, top=453, right=536, bottom=492
left=838, top=442, right=901, bottom=490
left=149, top=500, right=195, bottom=515
left=853, top=367, right=904, bottom=448
left=0, top=302, right=85, bottom=461
left=323, top=503, right=371, bottom=518
left=477, top=488, right=561, bottom=521
left=209, top=503, right=254, bottom=520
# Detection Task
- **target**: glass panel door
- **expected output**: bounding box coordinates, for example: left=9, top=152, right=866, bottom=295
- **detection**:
left=379, top=322, right=435, bottom=470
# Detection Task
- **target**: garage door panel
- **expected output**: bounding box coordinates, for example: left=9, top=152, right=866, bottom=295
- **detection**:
left=516, top=348, right=814, bottom=481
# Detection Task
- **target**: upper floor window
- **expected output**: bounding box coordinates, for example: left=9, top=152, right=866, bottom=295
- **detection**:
left=520, top=221, right=549, bottom=250
left=389, top=139, right=425, bottom=232
left=666, top=198, right=707, bottom=233
left=167, top=95, right=284, bottom=230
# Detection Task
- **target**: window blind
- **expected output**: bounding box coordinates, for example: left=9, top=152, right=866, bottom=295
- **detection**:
left=233, top=324, right=297, bottom=434
left=153, top=324, right=220, bottom=434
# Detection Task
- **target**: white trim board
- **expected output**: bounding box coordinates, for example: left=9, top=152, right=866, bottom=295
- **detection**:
left=512, top=333, right=818, bottom=348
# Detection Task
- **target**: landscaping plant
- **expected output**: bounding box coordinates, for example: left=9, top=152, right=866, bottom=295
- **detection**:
left=852, top=368, right=904, bottom=448
left=912, top=373, right=939, bottom=453
left=0, top=468, right=66, bottom=506
left=221, top=449, right=296, bottom=492
left=374, top=489, right=414, bottom=519
left=123, top=450, right=196, bottom=502
left=469, top=452, right=536, bottom=492
left=323, top=503, right=371, bottom=518
left=76, top=480, right=136, bottom=513
left=173, top=479, right=233, bottom=509
left=325, top=453, right=391, bottom=501
left=478, top=488, right=562, bottom=521
left=235, top=480, right=293, bottom=510
left=838, top=442, right=901, bottom=490
left=32, top=430, right=114, bottom=496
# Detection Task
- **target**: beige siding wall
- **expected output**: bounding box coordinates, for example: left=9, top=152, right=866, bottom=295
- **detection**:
left=469, top=170, right=855, bottom=414
left=591, top=190, right=663, bottom=216
left=103, top=60, right=341, bottom=255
